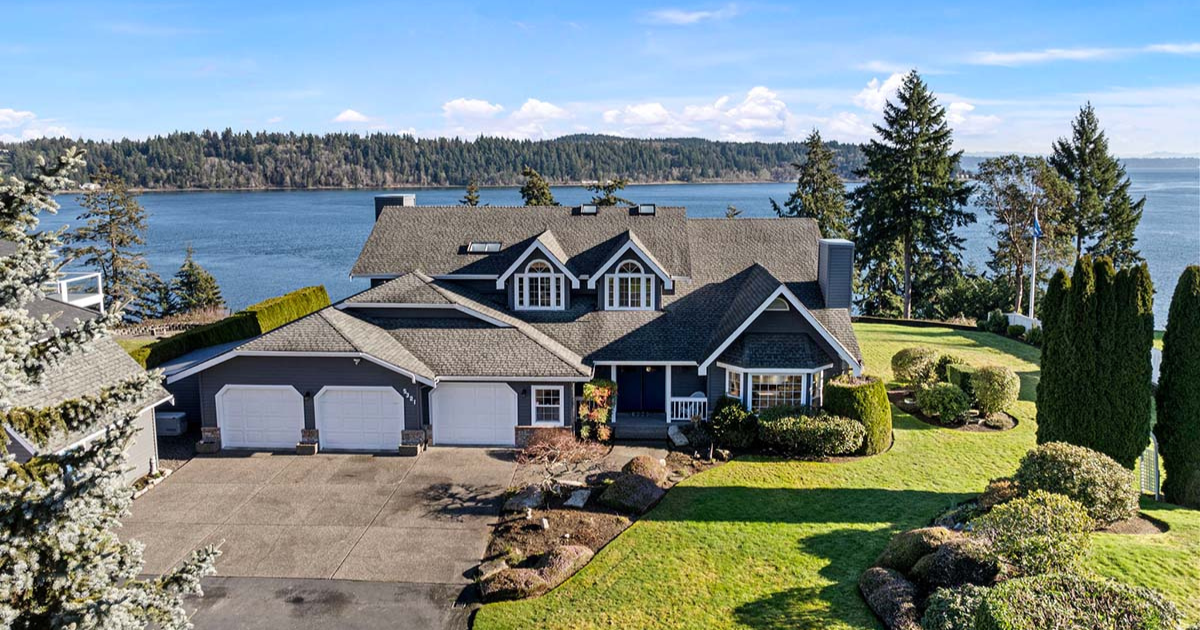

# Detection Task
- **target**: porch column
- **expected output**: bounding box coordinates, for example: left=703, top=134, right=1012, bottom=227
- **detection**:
left=610, top=365, right=617, bottom=420
left=665, top=366, right=673, bottom=422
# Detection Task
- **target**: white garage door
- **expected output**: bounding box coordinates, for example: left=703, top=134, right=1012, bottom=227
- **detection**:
left=315, top=387, right=404, bottom=451
left=431, top=383, right=518, bottom=446
left=217, top=385, right=304, bottom=449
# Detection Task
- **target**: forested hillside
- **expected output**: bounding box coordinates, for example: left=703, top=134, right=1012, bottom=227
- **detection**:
left=0, top=131, right=866, bottom=190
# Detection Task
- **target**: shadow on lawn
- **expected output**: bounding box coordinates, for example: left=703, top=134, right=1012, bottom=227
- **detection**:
left=734, top=527, right=897, bottom=629
left=642, top=486, right=966, bottom=526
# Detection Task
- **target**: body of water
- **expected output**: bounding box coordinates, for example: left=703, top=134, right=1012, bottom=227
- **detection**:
left=42, top=165, right=1198, bottom=328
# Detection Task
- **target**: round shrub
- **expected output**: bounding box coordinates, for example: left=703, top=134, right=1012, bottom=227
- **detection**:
left=1006, top=324, right=1026, bottom=338
left=971, top=366, right=1020, bottom=416
left=756, top=404, right=809, bottom=425
left=921, top=585, right=988, bottom=630
left=975, top=573, right=1181, bottom=630
left=1013, top=442, right=1139, bottom=526
left=935, top=354, right=967, bottom=382
left=1023, top=326, right=1043, bottom=347
left=875, top=526, right=960, bottom=573
left=622, top=455, right=667, bottom=485
left=892, top=346, right=940, bottom=387
left=825, top=375, right=893, bottom=455
left=706, top=396, right=758, bottom=449
left=972, top=490, right=1093, bottom=576
left=909, top=538, right=999, bottom=590
left=758, top=413, right=865, bottom=457
left=916, top=383, right=971, bottom=423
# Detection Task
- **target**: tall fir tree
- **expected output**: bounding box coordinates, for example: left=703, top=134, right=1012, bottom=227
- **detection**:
left=61, top=166, right=155, bottom=316
left=1049, top=103, right=1145, bottom=267
left=171, top=245, right=225, bottom=314
left=1156, top=266, right=1200, bottom=505
left=585, top=178, right=633, bottom=206
left=461, top=179, right=481, bottom=206
left=518, top=167, right=558, bottom=206
left=975, top=155, right=1074, bottom=313
left=1035, top=256, right=1153, bottom=467
left=0, top=149, right=217, bottom=627
left=770, top=129, right=852, bottom=239
left=849, top=70, right=975, bottom=318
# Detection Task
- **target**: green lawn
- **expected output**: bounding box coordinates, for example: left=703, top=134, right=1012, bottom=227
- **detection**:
left=116, top=337, right=156, bottom=355
left=475, top=323, right=1198, bottom=629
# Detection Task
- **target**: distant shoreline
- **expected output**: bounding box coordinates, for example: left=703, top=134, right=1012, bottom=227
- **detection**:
left=60, top=179, right=837, bottom=195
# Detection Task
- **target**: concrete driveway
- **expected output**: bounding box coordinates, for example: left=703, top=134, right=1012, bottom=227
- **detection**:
left=124, top=448, right=517, bottom=584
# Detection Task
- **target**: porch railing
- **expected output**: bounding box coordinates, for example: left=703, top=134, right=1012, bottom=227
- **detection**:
left=45, top=271, right=104, bottom=312
left=668, top=396, right=708, bottom=423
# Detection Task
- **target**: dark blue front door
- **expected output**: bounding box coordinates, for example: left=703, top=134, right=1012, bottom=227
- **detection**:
left=617, top=366, right=666, bottom=413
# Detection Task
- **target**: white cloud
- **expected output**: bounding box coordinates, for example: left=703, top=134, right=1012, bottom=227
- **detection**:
left=511, top=98, right=568, bottom=121
left=645, top=4, right=739, bottom=25
left=945, top=101, right=1002, bottom=136
left=442, top=98, right=504, bottom=119
left=852, top=73, right=905, bottom=112
left=968, top=42, right=1200, bottom=66
left=0, top=108, right=37, bottom=128
left=0, top=108, right=69, bottom=141
left=825, top=112, right=874, bottom=142
left=332, top=109, right=370, bottom=123
left=266, top=116, right=283, bottom=124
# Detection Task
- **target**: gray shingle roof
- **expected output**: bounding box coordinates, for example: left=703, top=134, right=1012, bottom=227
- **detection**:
left=718, top=333, right=830, bottom=370
left=370, top=318, right=586, bottom=378
left=348, top=272, right=452, bottom=305
left=352, top=205, right=693, bottom=279
left=8, top=337, right=171, bottom=453
left=24, top=294, right=101, bottom=330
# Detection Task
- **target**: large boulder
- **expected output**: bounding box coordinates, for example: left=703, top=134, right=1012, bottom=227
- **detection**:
left=502, top=485, right=545, bottom=513
left=874, top=527, right=960, bottom=573
left=478, top=568, right=548, bottom=601
left=599, top=473, right=666, bottom=514
left=622, top=455, right=668, bottom=485
left=859, top=567, right=921, bottom=630
left=535, top=545, right=594, bottom=588
left=909, top=539, right=1000, bottom=590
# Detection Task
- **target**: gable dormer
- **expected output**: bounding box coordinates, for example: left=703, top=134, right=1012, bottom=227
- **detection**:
left=495, top=230, right=579, bottom=311
left=587, top=230, right=672, bottom=311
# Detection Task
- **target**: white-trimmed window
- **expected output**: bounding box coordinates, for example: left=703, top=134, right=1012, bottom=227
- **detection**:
left=516, top=260, right=564, bottom=310
left=532, top=386, right=565, bottom=424
left=749, top=374, right=809, bottom=412
left=766, top=296, right=790, bottom=311
left=605, top=260, right=654, bottom=310
left=725, top=368, right=743, bottom=400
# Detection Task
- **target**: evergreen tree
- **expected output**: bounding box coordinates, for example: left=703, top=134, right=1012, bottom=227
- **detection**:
left=586, top=178, right=633, bottom=206
left=1157, top=266, right=1200, bottom=505
left=770, top=129, right=851, bottom=239
left=976, top=155, right=1074, bottom=313
left=139, top=273, right=178, bottom=320
left=461, top=179, right=480, bottom=206
left=518, top=166, right=558, bottom=206
left=61, top=166, right=154, bottom=316
left=171, top=245, right=224, bottom=313
left=725, top=204, right=743, bottom=218
left=0, top=149, right=217, bottom=627
left=849, top=70, right=975, bottom=318
left=1035, top=256, right=1153, bottom=467
left=1049, top=103, right=1145, bottom=266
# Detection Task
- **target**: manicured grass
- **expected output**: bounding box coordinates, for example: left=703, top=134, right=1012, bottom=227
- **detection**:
left=116, top=337, right=156, bottom=355
left=475, top=323, right=1197, bottom=629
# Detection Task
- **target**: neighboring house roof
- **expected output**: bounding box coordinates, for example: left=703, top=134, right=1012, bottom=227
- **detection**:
left=7, top=336, right=171, bottom=454
left=24, top=292, right=102, bottom=327
left=349, top=272, right=454, bottom=305
left=352, top=205, right=693, bottom=280
left=718, top=333, right=833, bottom=371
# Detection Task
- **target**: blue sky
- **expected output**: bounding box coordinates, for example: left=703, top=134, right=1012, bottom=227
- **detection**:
left=2, top=0, right=1198, bottom=155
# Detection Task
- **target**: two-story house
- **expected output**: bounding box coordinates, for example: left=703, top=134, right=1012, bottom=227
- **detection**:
left=168, top=196, right=862, bottom=451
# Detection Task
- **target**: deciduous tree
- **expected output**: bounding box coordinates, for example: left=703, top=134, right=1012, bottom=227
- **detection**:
left=771, top=129, right=851, bottom=239
left=518, top=167, right=558, bottom=206
left=0, top=149, right=217, bottom=628
left=1049, top=103, right=1145, bottom=267
left=849, top=70, right=975, bottom=318
left=1156, top=266, right=1200, bottom=505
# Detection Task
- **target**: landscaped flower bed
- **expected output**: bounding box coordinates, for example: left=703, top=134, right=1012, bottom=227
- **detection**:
left=890, top=346, right=1020, bottom=431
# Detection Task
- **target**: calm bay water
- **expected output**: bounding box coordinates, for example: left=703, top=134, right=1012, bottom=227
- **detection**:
left=44, top=165, right=1198, bottom=328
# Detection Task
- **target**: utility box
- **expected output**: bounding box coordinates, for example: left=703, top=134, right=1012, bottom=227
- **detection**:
left=155, top=411, right=188, bottom=437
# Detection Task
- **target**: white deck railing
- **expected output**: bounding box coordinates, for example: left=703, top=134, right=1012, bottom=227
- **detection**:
left=46, top=271, right=104, bottom=312
left=668, top=396, right=708, bottom=423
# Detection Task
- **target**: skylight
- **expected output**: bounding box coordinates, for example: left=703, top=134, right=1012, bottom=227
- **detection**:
left=467, top=241, right=502, bottom=253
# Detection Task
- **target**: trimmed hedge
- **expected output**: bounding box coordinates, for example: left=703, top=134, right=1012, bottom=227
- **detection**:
left=921, top=585, right=987, bottom=630
left=875, top=527, right=959, bottom=573
left=916, top=383, right=970, bottom=423
left=1157, top=265, right=1200, bottom=507
left=706, top=396, right=758, bottom=449
left=1012, top=442, right=1139, bottom=527
left=824, top=375, right=892, bottom=455
left=1006, top=324, right=1026, bottom=338
left=972, top=366, right=1020, bottom=416
left=758, top=413, right=865, bottom=457
left=975, top=573, right=1181, bottom=630
left=973, top=490, right=1093, bottom=576
left=945, top=364, right=978, bottom=403
left=891, top=346, right=939, bottom=387
left=935, top=354, right=967, bottom=382
left=133, top=285, right=330, bottom=368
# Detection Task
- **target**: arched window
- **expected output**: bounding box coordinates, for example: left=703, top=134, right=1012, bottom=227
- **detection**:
left=766, top=296, right=790, bottom=311
left=516, top=259, right=564, bottom=310
left=606, top=259, right=654, bottom=310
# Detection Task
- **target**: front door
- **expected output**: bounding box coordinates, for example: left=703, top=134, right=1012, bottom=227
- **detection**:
left=616, top=366, right=666, bottom=413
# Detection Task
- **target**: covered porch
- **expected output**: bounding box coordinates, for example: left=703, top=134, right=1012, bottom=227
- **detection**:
left=602, top=363, right=708, bottom=440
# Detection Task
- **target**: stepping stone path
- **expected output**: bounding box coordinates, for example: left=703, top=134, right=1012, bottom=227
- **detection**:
left=564, top=489, right=591, bottom=508
left=503, top=485, right=545, bottom=513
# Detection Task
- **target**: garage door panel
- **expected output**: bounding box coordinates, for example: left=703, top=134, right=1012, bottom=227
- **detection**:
left=431, top=383, right=517, bottom=446
left=218, top=386, right=304, bottom=449
left=316, top=388, right=404, bottom=451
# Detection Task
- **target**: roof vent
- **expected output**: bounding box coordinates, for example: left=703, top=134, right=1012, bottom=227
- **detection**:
left=637, top=204, right=656, bottom=215
left=579, top=205, right=598, bottom=215
left=467, top=241, right=502, bottom=254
